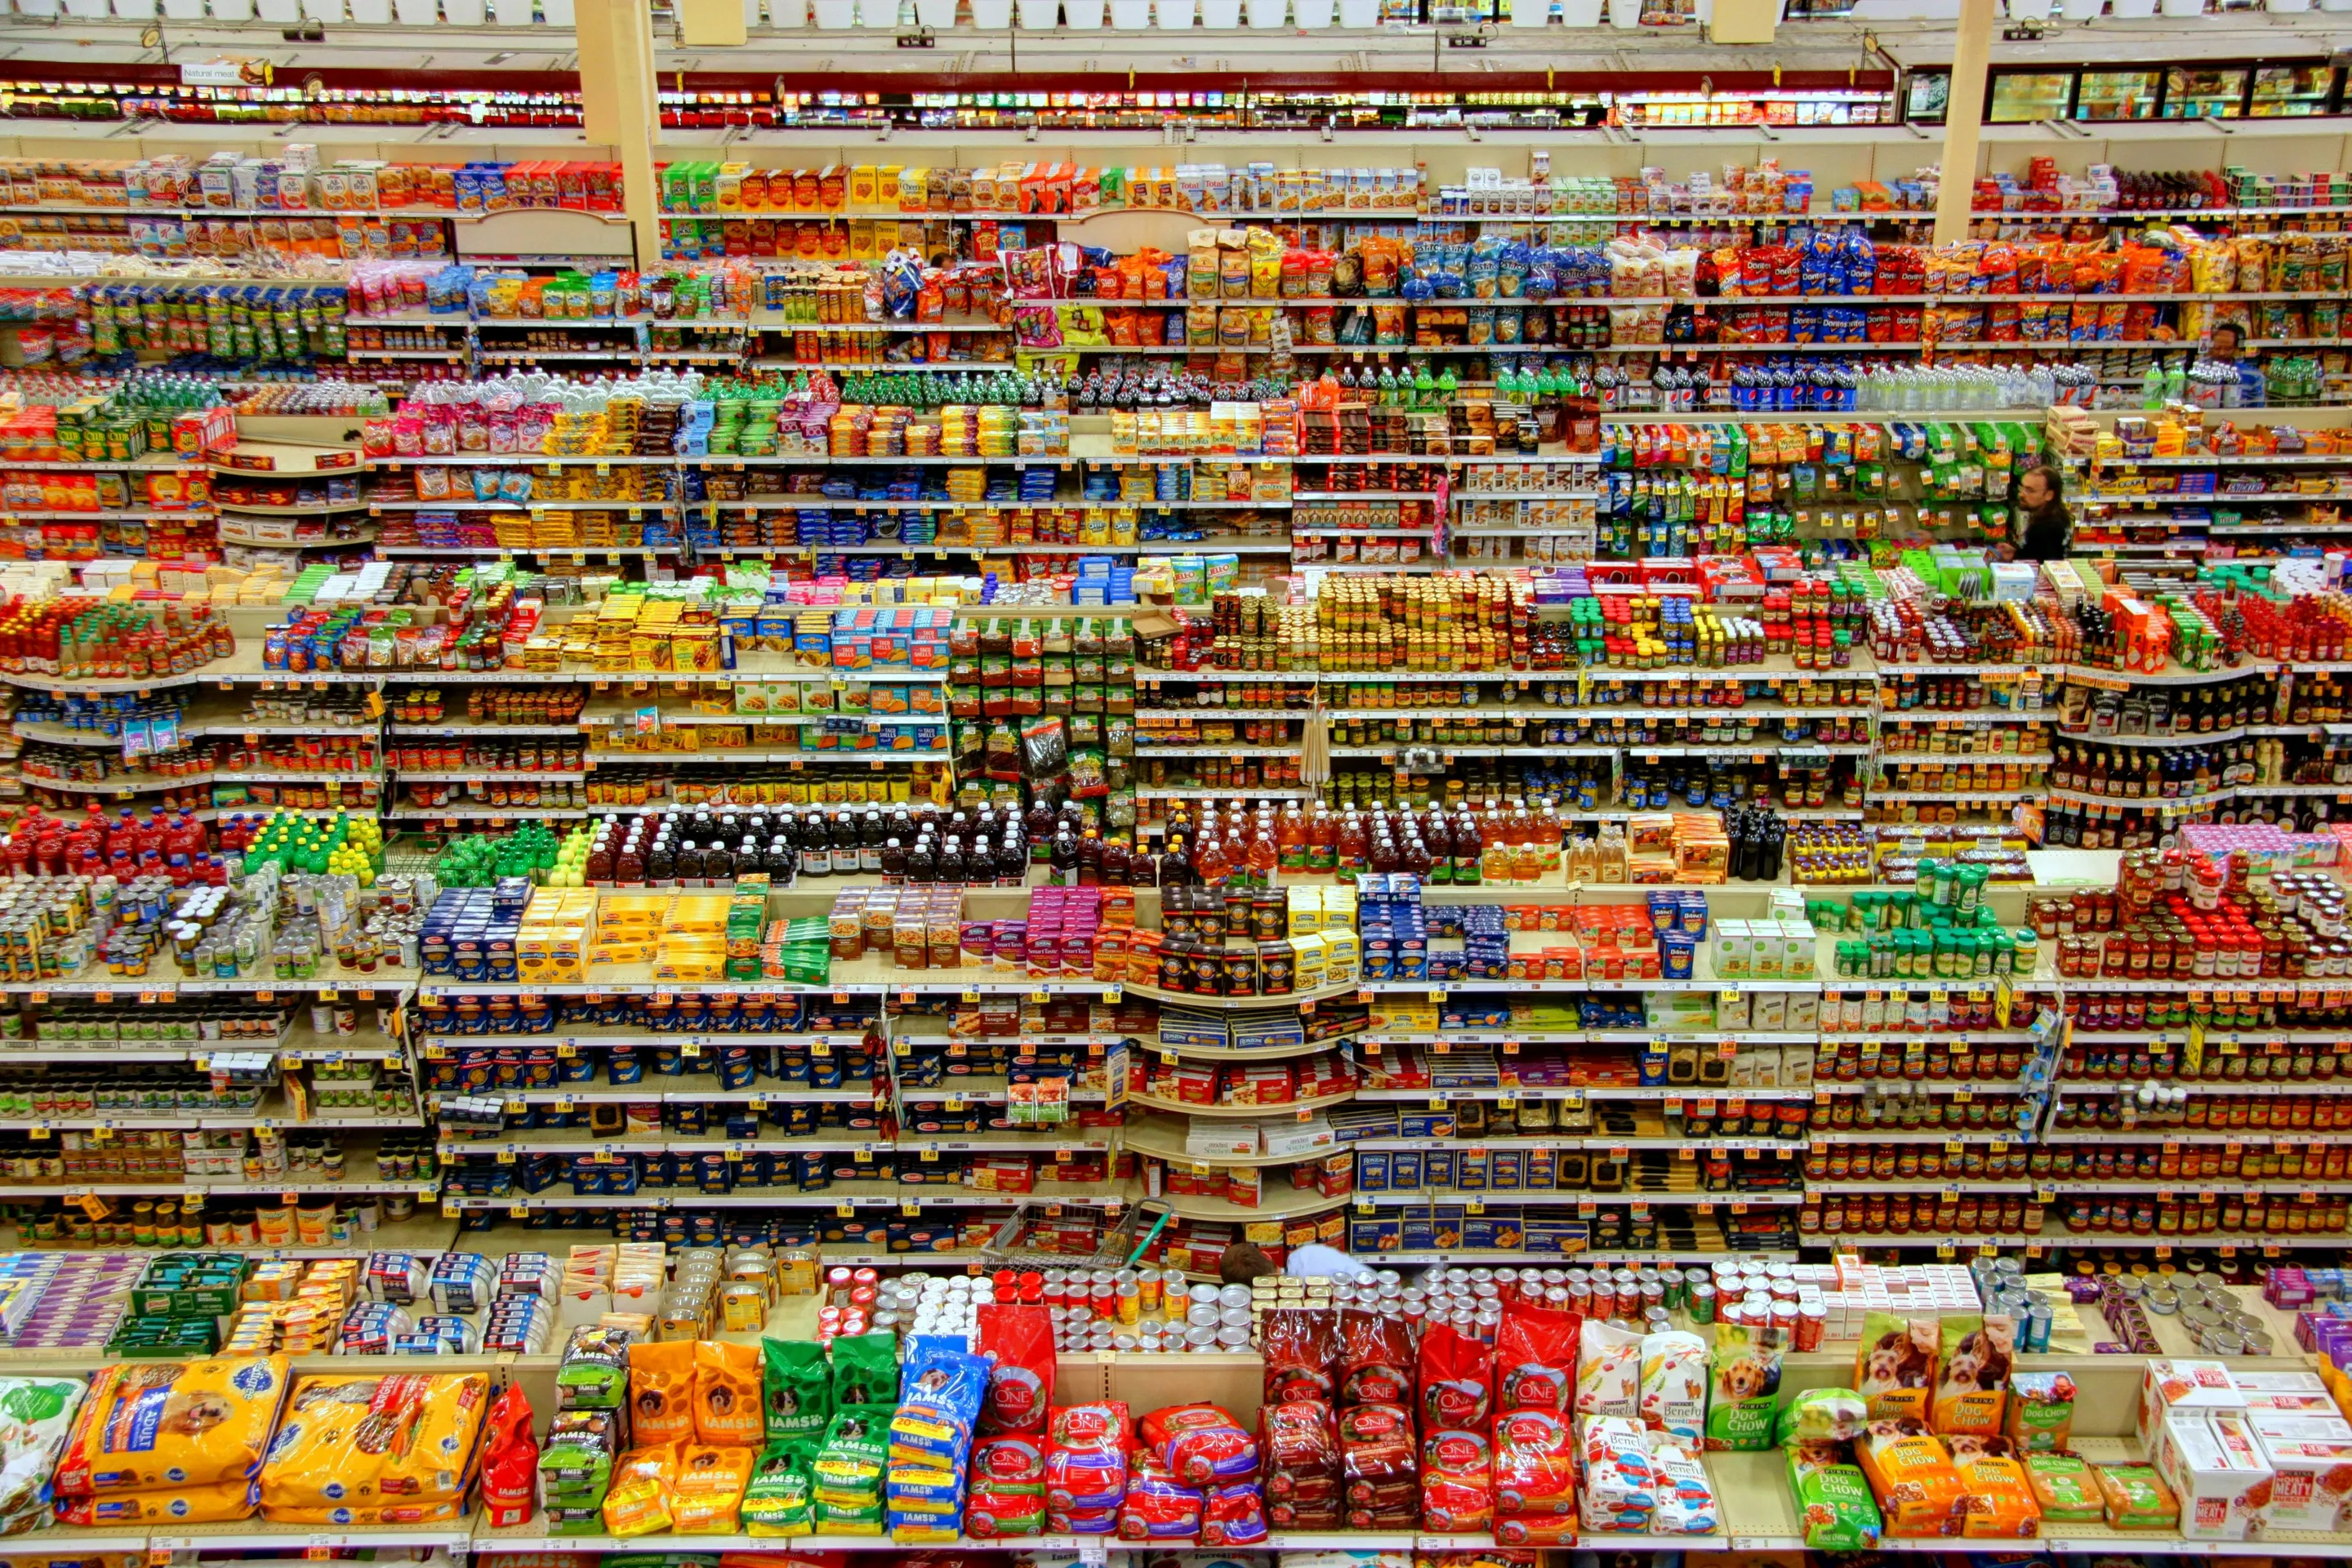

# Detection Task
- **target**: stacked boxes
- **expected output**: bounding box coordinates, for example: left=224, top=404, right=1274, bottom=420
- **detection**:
left=519, top=888, right=595, bottom=983
left=420, top=881, right=530, bottom=982
left=829, top=605, right=952, bottom=673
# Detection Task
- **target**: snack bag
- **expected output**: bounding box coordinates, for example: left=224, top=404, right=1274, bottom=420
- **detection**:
left=1932, top=1313, right=2016, bottom=1438
left=1638, top=1330, right=1708, bottom=1441
left=1704, top=1321, right=1785, bottom=1452
left=1577, top=1320, right=1642, bottom=1419
left=695, top=1341, right=764, bottom=1446
left=1337, top=1311, right=1413, bottom=1406
left=1854, top=1423, right=1965, bottom=1537
left=674, top=1443, right=757, bottom=1534
left=1854, top=1311, right=1937, bottom=1423
left=475, top=1384, right=538, bottom=1529
left=1776, top=1387, right=1868, bottom=1446
left=762, top=1339, right=831, bottom=1446
left=56, top=1356, right=291, bottom=1496
left=602, top=1445, right=679, bottom=1538
left=1954, top=1450, right=2042, bottom=1539
left=2025, top=1450, right=2106, bottom=1523
left=0, top=1379, right=82, bottom=1522
left=2004, top=1370, right=2076, bottom=1454
left=1651, top=1438, right=1720, bottom=1535
left=1578, top=1415, right=1656, bottom=1533
left=1263, top=1309, right=1339, bottom=1405
left=1418, top=1321, right=1492, bottom=1432
left=975, top=1305, right=1054, bottom=1436
left=1495, top=1303, right=1581, bottom=1414
left=1143, top=1404, right=1258, bottom=1487
left=627, top=1340, right=697, bottom=1446
left=831, top=1332, right=898, bottom=1410
left=741, top=1441, right=817, bottom=1537
left=1787, top=1443, right=1882, bottom=1551
left=1419, top=1429, right=1491, bottom=1533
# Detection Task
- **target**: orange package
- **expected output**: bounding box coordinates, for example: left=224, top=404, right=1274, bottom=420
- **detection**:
left=1953, top=1452, right=2042, bottom=1539
left=1853, top=1424, right=1963, bottom=1538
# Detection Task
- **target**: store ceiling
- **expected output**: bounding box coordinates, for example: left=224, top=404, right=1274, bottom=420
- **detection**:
left=0, top=7, right=2346, bottom=81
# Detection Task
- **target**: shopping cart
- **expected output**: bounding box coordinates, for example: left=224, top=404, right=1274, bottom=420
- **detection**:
left=982, top=1196, right=1174, bottom=1274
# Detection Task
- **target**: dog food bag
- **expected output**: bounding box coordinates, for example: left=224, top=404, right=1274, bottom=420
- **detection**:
left=1777, top=1388, right=1868, bottom=1446
left=602, top=1445, right=679, bottom=1537
left=0, top=1379, right=82, bottom=1522
left=1786, top=1446, right=1882, bottom=1551
left=1953, top=1450, right=2043, bottom=1539
left=1853, top=1311, right=1937, bottom=1423
left=1263, top=1309, right=1340, bottom=1406
left=1492, top=1405, right=1578, bottom=1534
left=261, top=1374, right=491, bottom=1519
left=976, top=1305, right=1054, bottom=1436
left=892, top=1347, right=989, bottom=1472
left=964, top=1479, right=1049, bottom=1539
left=673, top=1443, right=757, bottom=1533
left=741, top=1440, right=817, bottom=1537
left=555, top=1325, right=635, bottom=1410
left=2023, top=1450, right=2105, bottom=1521
left=1419, top=1428, right=1492, bottom=1533
left=1417, top=1321, right=1492, bottom=1432
left=1704, top=1321, right=1785, bottom=1451
left=1337, top=1401, right=1416, bottom=1506
left=1651, top=1438, right=1721, bottom=1535
left=1116, top=1456, right=1205, bottom=1541
left=1143, top=1404, right=1258, bottom=1487
left=812, top=1405, right=893, bottom=1535
left=476, top=1384, right=537, bottom=1530
left=1578, top=1415, right=1657, bottom=1533
left=2096, top=1459, right=2182, bottom=1530
left=2004, top=1370, right=2076, bottom=1453
left=1200, top=1480, right=1267, bottom=1546
left=1638, top=1331, right=1708, bottom=1441
left=1495, top=1303, right=1581, bottom=1414
left=626, top=1340, right=697, bottom=1446
left=54, top=1478, right=259, bottom=1526
left=1577, top=1320, right=1642, bottom=1419
left=691, top=1341, right=762, bottom=1447
left=1933, top=1313, right=2017, bottom=1437
left=56, top=1357, right=292, bottom=1499
left=1337, top=1311, right=1413, bottom=1407
left=1261, top=1397, right=1339, bottom=1521
left=1045, top=1402, right=1129, bottom=1534
left=831, top=1332, right=898, bottom=1411
left=762, top=1339, right=831, bottom=1446
left=1854, top=1425, right=1965, bottom=1537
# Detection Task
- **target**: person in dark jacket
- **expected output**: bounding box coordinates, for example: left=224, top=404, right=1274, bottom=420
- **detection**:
left=2013, top=463, right=2070, bottom=563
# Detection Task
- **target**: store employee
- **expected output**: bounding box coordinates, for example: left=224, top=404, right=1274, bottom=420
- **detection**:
left=1220, top=1241, right=1375, bottom=1283
left=2207, top=321, right=2243, bottom=363
left=2012, top=464, right=2072, bottom=563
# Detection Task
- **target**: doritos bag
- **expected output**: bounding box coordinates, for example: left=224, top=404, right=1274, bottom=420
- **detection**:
left=1417, top=1321, right=1493, bottom=1432
left=975, top=1304, right=1054, bottom=1437
left=1495, top=1303, right=1582, bottom=1415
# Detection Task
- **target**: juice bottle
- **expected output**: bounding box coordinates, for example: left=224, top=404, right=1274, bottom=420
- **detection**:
left=1334, top=810, right=1367, bottom=883
left=1307, top=804, right=1337, bottom=874
left=1276, top=804, right=1307, bottom=871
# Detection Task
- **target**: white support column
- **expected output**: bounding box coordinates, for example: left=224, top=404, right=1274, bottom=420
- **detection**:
left=575, top=0, right=663, bottom=270
left=1933, top=0, right=1998, bottom=246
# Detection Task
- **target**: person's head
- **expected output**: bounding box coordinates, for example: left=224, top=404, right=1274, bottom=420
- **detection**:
left=2209, top=322, right=2243, bottom=362
left=2019, top=465, right=2062, bottom=514
left=1219, top=1241, right=1279, bottom=1285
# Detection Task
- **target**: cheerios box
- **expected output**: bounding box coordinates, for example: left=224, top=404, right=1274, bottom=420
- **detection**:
left=2140, top=1359, right=2245, bottom=1442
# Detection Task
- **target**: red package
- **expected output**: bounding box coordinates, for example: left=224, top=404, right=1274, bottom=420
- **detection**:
left=1418, top=1321, right=1493, bottom=1432
left=1338, top=1309, right=1413, bottom=1406
left=1045, top=1402, right=1129, bottom=1517
left=1141, top=1404, right=1258, bottom=1487
left=1116, top=1454, right=1205, bottom=1541
left=976, top=1303, right=1054, bottom=1435
left=1338, top=1402, right=1417, bottom=1503
left=1493, top=1407, right=1579, bottom=1520
left=1495, top=1303, right=1583, bottom=1414
left=1200, top=1483, right=1267, bottom=1546
left=1260, top=1398, right=1339, bottom=1503
left=1422, top=1428, right=1494, bottom=1532
left=973, top=1432, right=1047, bottom=1486
left=1261, top=1308, right=1339, bottom=1405
left=476, top=1383, right=537, bottom=1529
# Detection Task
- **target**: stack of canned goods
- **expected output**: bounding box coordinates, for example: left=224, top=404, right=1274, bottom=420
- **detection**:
left=814, top=1264, right=880, bottom=1345
left=871, top=1272, right=997, bottom=1341
left=1971, top=1254, right=2056, bottom=1353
